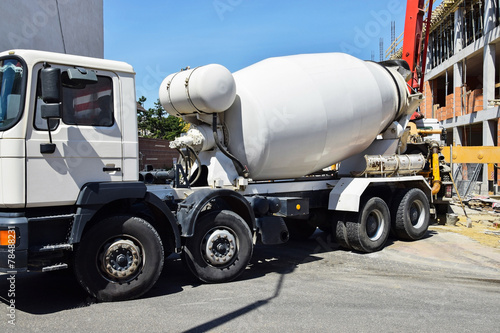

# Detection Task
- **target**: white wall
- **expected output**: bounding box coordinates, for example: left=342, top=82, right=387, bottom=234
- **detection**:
left=0, top=0, right=103, bottom=58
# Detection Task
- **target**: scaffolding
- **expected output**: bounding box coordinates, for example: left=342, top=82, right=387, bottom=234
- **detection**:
left=428, top=0, right=499, bottom=66
left=430, top=14, right=454, bottom=68
left=387, top=0, right=500, bottom=64
left=454, top=163, right=483, bottom=197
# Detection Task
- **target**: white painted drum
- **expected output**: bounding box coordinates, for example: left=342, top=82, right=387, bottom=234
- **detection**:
left=224, top=53, right=408, bottom=180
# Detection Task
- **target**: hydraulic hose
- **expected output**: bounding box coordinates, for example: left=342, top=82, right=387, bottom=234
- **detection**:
left=185, top=144, right=202, bottom=185
left=174, top=148, right=188, bottom=186
left=431, top=143, right=441, bottom=195
left=212, top=113, right=249, bottom=178
left=174, top=145, right=202, bottom=186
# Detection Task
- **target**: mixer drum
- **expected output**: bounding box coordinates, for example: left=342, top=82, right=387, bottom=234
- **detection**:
left=224, top=53, right=408, bottom=180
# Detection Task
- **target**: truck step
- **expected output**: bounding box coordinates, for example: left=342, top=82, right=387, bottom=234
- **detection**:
left=28, top=214, right=75, bottom=223
left=34, top=244, right=73, bottom=252
left=42, top=263, right=68, bottom=272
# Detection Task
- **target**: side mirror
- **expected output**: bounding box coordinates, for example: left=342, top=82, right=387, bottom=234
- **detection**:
left=41, top=103, right=62, bottom=120
left=39, top=66, right=62, bottom=154
left=40, top=67, right=61, bottom=103
left=40, top=66, right=62, bottom=120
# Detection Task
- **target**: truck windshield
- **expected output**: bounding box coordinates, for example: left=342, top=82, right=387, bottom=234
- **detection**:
left=0, top=58, right=25, bottom=131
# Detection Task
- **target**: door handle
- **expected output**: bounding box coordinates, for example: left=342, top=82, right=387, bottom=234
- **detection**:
left=103, top=166, right=121, bottom=172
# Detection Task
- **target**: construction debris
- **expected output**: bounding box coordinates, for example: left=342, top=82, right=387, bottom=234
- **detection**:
left=431, top=200, right=500, bottom=248
left=462, top=196, right=500, bottom=212
left=446, top=213, right=459, bottom=225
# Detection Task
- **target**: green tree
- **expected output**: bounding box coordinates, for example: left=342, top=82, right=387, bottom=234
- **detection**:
left=137, top=96, right=187, bottom=140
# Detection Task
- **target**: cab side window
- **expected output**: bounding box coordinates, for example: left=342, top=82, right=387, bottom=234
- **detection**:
left=35, top=73, right=113, bottom=129
left=62, top=76, right=113, bottom=126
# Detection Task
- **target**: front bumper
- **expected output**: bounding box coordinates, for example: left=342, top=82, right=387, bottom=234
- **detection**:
left=0, top=212, right=28, bottom=272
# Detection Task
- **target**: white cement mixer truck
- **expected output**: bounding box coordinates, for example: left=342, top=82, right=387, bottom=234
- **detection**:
left=0, top=49, right=450, bottom=301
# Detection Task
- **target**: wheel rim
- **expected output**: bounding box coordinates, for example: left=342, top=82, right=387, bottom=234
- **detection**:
left=366, top=210, right=385, bottom=241
left=202, top=228, right=237, bottom=267
left=409, top=200, right=425, bottom=228
left=100, top=238, right=143, bottom=282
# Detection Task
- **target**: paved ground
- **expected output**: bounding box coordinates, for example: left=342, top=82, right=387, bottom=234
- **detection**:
left=1, top=228, right=500, bottom=333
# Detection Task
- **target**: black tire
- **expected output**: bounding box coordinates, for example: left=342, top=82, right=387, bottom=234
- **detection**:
left=284, top=218, right=317, bottom=241
left=74, top=216, right=164, bottom=302
left=332, top=212, right=352, bottom=250
left=345, top=197, right=390, bottom=253
left=393, top=188, right=430, bottom=240
left=182, top=210, right=253, bottom=283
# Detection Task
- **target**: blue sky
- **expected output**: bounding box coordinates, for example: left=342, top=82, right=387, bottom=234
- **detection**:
left=104, top=0, right=440, bottom=110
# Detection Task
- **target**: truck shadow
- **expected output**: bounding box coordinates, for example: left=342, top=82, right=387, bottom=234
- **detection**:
left=0, top=255, right=191, bottom=315
left=0, top=229, right=436, bottom=315
left=0, top=270, right=91, bottom=314
left=178, top=229, right=439, bottom=333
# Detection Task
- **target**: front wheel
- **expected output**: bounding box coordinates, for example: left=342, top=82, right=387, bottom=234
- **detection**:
left=74, top=216, right=164, bottom=302
left=182, top=210, right=253, bottom=283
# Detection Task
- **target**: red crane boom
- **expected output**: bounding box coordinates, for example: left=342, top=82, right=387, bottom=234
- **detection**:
left=402, top=0, right=434, bottom=92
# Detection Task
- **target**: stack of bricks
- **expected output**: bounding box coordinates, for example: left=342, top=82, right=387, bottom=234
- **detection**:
left=138, top=137, right=178, bottom=171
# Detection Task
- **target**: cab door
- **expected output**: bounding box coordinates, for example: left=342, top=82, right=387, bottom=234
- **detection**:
left=25, top=65, right=123, bottom=207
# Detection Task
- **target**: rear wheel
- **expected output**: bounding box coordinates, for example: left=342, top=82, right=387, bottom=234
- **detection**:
left=392, top=188, right=430, bottom=240
left=74, top=216, right=164, bottom=302
left=332, top=212, right=352, bottom=250
left=182, top=210, right=253, bottom=283
left=345, top=197, right=390, bottom=253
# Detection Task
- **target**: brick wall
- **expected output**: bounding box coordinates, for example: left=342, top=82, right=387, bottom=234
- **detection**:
left=431, top=86, right=484, bottom=121
left=436, top=106, right=443, bottom=121
left=468, top=89, right=483, bottom=113
left=454, top=87, right=462, bottom=115
left=138, top=137, right=178, bottom=170
left=446, top=93, right=454, bottom=119
left=410, top=80, right=485, bottom=120
left=422, top=81, right=433, bottom=118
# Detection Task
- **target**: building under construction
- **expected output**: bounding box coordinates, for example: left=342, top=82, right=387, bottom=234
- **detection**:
left=414, top=0, right=499, bottom=194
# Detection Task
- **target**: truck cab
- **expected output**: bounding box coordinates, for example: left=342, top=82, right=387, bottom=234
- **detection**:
left=0, top=50, right=139, bottom=209
left=0, top=50, right=183, bottom=302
